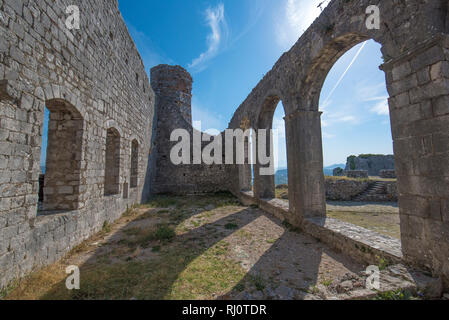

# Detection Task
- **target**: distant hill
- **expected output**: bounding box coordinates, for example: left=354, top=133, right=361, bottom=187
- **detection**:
left=323, top=163, right=345, bottom=176
left=275, top=169, right=288, bottom=185
left=275, top=164, right=345, bottom=185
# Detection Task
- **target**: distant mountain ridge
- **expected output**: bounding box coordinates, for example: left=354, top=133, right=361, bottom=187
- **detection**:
left=275, top=164, right=344, bottom=185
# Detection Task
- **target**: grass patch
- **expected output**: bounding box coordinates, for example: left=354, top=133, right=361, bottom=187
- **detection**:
left=121, top=224, right=176, bottom=249
left=146, top=196, right=178, bottom=208
left=224, top=223, right=239, bottom=230
left=101, top=221, right=112, bottom=234
left=374, top=289, right=415, bottom=300
left=327, top=211, right=400, bottom=239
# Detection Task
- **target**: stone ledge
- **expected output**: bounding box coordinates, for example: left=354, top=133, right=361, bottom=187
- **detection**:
left=238, top=192, right=403, bottom=266
left=380, top=33, right=448, bottom=71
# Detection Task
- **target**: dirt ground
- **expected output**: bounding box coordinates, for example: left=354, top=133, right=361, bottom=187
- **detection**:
left=3, top=194, right=412, bottom=300
left=327, top=201, right=400, bottom=239
left=276, top=185, right=401, bottom=239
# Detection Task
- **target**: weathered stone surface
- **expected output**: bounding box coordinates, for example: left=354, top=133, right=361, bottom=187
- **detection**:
left=379, top=170, right=397, bottom=179
left=1, top=0, right=449, bottom=293
left=345, top=155, right=395, bottom=176
left=346, top=170, right=369, bottom=179
left=0, top=0, right=154, bottom=289
left=325, top=179, right=370, bottom=201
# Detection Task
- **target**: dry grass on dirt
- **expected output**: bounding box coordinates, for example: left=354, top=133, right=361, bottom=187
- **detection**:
left=275, top=185, right=400, bottom=239
left=4, top=193, right=405, bottom=300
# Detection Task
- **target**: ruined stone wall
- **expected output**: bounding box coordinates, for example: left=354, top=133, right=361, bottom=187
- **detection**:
left=0, top=0, right=155, bottom=288
left=228, top=0, right=449, bottom=286
left=345, top=155, right=395, bottom=176
left=325, top=179, right=371, bottom=202
left=150, top=65, right=228, bottom=195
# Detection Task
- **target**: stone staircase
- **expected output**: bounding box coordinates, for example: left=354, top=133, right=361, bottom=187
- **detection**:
left=353, top=181, right=388, bottom=202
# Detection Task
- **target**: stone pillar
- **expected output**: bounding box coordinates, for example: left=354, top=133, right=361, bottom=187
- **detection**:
left=381, top=34, right=449, bottom=285
left=238, top=138, right=252, bottom=192
left=253, top=128, right=275, bottom=199
left=284, top=110, right=326, bottom=225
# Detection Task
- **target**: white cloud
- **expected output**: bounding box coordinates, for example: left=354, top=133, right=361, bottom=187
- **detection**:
left=275, top=0, right=329, bottom=50
left=322, top=113, right=359, bottom=127
left=322, top=131, right=336, bottom=139
left=370, top=99, right=389, bottom=115
left=188, top=3, right=228, bottom=72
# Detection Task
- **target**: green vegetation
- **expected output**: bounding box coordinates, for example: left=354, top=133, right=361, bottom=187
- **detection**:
left=374, top=289, right=415, bottom=300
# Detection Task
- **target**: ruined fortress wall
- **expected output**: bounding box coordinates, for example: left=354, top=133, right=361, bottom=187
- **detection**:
left=345, top=155, right=395, bottom=176
left=0, top=0, right=155, bottom=288
left=150, top=65, right=228, bottom=195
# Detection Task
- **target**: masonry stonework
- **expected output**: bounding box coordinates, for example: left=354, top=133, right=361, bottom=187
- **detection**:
left=228, top=0, right=449, bottom=286
left=150, top=65, right=228, bottom=195
left=1, top=0, right=449, bottom=292
left=0, top=0, right=154, bottom=288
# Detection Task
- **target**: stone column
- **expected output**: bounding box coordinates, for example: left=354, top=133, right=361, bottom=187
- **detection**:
left=253, top=128, right=275, bottom=199
left=284, top=110, right=326, bottom=226
left=381, top=34, right=449, bottom=284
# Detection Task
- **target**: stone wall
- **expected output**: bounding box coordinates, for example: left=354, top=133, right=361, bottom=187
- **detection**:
left=346, top=155, right=395, bottom=176
left=150, top=65, right=229, bottom=195
left=227, top=0, right=449, bottom=286
left=0, top=0, right=155, bottom=288
left=325, top=179, right=371, bottom=201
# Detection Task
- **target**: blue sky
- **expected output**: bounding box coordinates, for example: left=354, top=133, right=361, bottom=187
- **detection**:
left=40, top=0, right=394, bottom=169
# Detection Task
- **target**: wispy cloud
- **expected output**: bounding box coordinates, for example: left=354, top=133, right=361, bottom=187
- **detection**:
left=275, top=0, right=329, bottom=50
left=322, top=41, right=367, bottom=106
left=370, top=100, right=389, bottom=115
left=188, top=3, right=229, bottom=72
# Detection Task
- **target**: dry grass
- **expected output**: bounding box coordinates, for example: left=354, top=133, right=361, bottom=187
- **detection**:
left=327, top=211, right=400, bottom=239
left=4, top=193, right=248, bottom=300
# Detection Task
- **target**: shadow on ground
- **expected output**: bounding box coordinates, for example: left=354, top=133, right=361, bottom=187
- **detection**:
left=6, top=194, right=367, bottom=300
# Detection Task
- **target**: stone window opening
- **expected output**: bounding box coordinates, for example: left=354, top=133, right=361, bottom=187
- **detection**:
left=316, top=39, right=399, bottom=238
left=38, top=99, right=84, bottom=215
left=130, top=139, right=139, bottom=188
left=254, top=96, right=287, bottom=201
left=104, top=128, right=121, bottom=196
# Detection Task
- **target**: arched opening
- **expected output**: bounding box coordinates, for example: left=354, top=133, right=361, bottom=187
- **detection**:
left=273, top=103, right=288, bottom=201
left=104, top=128, right=121, bottom=196
left=39, top=99, right=84, bottom=214
left=237, top=118, right=254, bottom=193
left=318, top=39, right=400, bottom=239
left=130, top=139, right=139, bottom=189
left=255, top=95, right=287, bottom=200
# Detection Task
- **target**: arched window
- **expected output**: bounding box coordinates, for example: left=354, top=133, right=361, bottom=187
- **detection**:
left=130, top=139, right=139, bottom=188
left=39, top=99, right=84, bottom=213
left=104, top=128, right=121, bottom=196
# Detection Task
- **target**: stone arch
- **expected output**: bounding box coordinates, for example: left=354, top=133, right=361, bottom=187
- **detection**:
left=104, top=119, right=123, bottom=138
left=299, top=33, right=373, bottom=111
left=36, top=85, right=88, bottom=120
left=253, top=94, right=288, bottom=199
left=40, top=98, right=85, bottom=212
left=236, top=117, right=254, bottom=192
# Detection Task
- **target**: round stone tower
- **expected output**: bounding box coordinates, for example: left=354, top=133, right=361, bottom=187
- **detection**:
left=150, top=64, right=193, bottom=126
